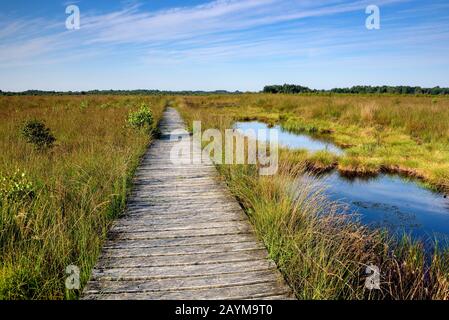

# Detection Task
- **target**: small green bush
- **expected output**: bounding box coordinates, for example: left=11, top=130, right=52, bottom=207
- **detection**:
left=79, top=101, right=88, bottom=110
left=0, top=169, right=35, bottom=203
left=21, top=120, right=56, bottom=150
left=127, top=104, right=154, bottom=129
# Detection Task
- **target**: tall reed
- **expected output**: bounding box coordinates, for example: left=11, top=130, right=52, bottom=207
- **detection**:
left=0, top=95, right=165, bottom=299
left=176, top=96, right=449, bottom=300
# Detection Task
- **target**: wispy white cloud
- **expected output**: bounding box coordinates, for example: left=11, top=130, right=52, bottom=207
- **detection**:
left=80, top=0, right=406, bottom=44
left=0, top=0, right=447, bottom=71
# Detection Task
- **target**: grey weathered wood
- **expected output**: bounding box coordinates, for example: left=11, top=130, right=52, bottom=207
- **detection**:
left=113, top=215, right=246, bottom=226
left=96, top=249, right=269, bottom=268
left=91, top=259, right=277, bottom=281
left=111, top=220, right=249, bottom=232
left=84, top=270, right=282, bottom=294
left=82, top=108, right=293, bottom=300
left=108, top=226, right=252, bottom=240
left=83, top=282, right=290, bottom=300
left=102, top=234, right=262, bottom=250
left=101, top=243, right=264, bottom=256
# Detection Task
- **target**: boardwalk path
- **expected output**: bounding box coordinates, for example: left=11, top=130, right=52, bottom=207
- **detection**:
left=82, top=108, right=293, bottom=300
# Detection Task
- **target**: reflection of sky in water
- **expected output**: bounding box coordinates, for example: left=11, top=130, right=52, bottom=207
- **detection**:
left=235, top=121, right=449, bottom=247
left=235, top=121, right=449, bottom=244
left=234, top=121, right=344, bottom=155
left=322, top=172, right=449, bottom=246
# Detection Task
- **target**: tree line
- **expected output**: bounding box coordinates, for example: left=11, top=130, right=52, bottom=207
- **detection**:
left=2, top=85, right=449, bottom=96
left=263, top=84, right=449, bottom=95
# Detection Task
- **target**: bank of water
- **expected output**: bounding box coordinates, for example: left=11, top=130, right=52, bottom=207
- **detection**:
left=234, top=121, right=344, bottom=155
left=234, top=121, right=449, bottom=246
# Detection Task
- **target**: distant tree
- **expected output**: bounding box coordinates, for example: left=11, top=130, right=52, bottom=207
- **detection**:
left=2, top=86, right=449, bottom=96
left=263, top=84, right=313, bottom=94
left=264, top=84, right=449, bottom=95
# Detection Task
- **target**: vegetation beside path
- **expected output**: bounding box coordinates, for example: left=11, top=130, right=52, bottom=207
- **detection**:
left=1, top=93, right=448, bottom=300
left=176, top=95, right=449, bottom=300
left=0, top=95, right=165, bottom=299
left=179, top=94, right=449, bottom=193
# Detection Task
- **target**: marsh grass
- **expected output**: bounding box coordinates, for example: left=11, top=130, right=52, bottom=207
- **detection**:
left=2, top=93, right=448, bottom=300
left=0, top=95, right=165, bottom=299
left=178, top=93, right=449, bottom=193
left=176, top=95, right=449, bottom=300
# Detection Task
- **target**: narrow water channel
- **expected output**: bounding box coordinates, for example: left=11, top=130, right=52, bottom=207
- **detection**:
left=234, top=121, right=449, bottom=247
left=234, top=121, right=344, bottom=155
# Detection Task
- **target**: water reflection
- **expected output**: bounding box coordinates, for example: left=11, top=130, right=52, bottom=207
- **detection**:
left=234, top=121, right=449, bottom=247
left=234, top=121, right=344, bottom=155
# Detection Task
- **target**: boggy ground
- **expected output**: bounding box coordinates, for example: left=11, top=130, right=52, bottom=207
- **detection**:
left=1, top=93, right=448, bottom=300
left=0, top=95, right=165, bottom=299
left=178, top=93, right=449, bottom=193
left=176, top=94, right=449, bottom=300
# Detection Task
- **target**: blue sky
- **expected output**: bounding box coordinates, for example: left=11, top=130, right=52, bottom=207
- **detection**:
left=0, top=0, right=448, bottom=91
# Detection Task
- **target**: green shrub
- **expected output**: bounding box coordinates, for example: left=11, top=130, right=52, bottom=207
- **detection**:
left=79, top=101, right=88, bottom=110
left=0, top=170, right=35, bottom=203
left=21, top=120, right=56, bottom=150
left=127, top=104, right=154, bottom=129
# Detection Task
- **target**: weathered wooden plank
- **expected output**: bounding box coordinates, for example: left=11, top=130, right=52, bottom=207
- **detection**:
left=91, top=260, right=277, bottom=281
left=108, top=226, right=251, bottom=241
left=126, top=200, right=242, bottom=210
left=133, top=185, right=225, bottom=192
left=123, top=213, right=244, bottom=223
left=83, top=282, right=291, bottom=300
left=133, top=180, right=222, bottom=186
left=131, top=191, right=227, bottom=199
left=102, top=241, right=263, bottom=256
left=132, top=195, right=237, bottom=204
left=102, top=234, right=261, bottom=250
left=96, top=249, right=268, bottom=268
left=84, top=269, right=283, bottom=294
left=111, top=220, right=249, bottom=232
left=114, top=215, right=246, bottom=226
left=126, top=202, right=241, bottom=212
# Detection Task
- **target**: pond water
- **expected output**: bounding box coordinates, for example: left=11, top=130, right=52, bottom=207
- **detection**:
left=321, top=172, right=449, bottom=246
left=234, top=121, right=344, bottom=155
left=235, top=121, right=449, bottom=246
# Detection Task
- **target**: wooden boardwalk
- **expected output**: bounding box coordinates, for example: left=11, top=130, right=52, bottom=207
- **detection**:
left=82, top=108, right=293, bottom=300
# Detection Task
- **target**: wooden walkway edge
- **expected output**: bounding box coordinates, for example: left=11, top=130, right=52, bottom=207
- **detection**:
left=82, top=108, right=294, bottom=300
